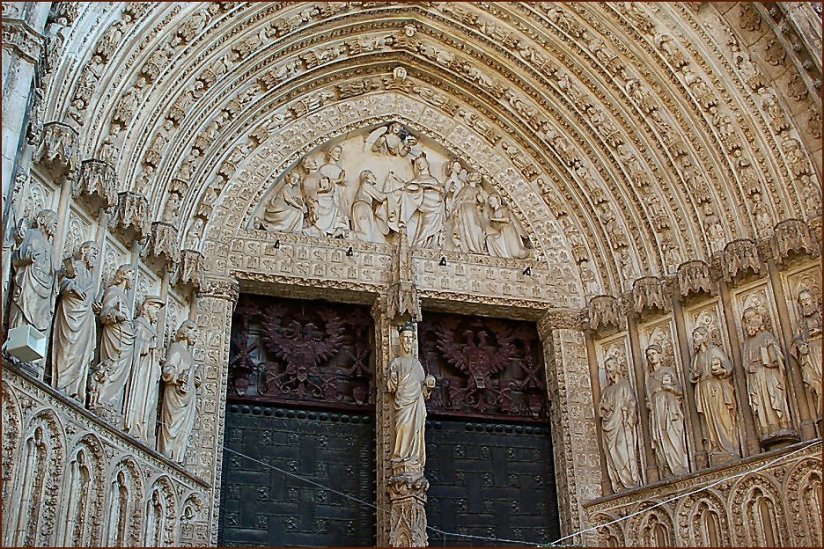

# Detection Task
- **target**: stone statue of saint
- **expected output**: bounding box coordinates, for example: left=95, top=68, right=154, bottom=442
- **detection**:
left=386, top=322, right=435, bottom=474
left=689, top=326, right=739, bottom=459
left=51, top=241, right=99, bottom=403
left=95, top=264, right=136, bottom=416
left=485, top=194, right=529, bottom=259
left=599, top=353, right=641, bottom=492
left=449, top=171, right=488, bottom=254
left=123, top=295, right=165, bottom=445
left=317, top=145, right=350, bottom=237
left=793, top=334, right=822, bottom=419
left=158, top=320, right=202, bottom=462
left=740, top=307, right=792, bottom=440
left=396, top=153, right=445, bottom=249
left=259, top=171, right=306, bottom=233
left=350, top=170, right=389, bottom=243
left=8, top=209, right=59, bottom=368
left=299, top=156, right=323, bottom=230
left=644, top=344, right=689, bottom=476
left=796, top=287, right=822, bottom=336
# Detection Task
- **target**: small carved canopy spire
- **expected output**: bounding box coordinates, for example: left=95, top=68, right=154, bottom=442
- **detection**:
left=631, top=276, right=671, bottom=317
left=387, top=231, right=422, bottom=323
left=722, top=239, right=764, bottom=285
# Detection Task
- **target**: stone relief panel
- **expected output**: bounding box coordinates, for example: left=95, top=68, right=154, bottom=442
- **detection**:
left=100, top=236, right=130, bottom=290
left=134, top=266, right=161, bottom=316
left=62, top=206, right=95, bottom=261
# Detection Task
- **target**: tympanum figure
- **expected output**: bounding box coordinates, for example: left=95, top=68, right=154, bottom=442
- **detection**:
left=95, top=264, right=136, bottom=415
left=159, top=320, right=201, bottom=461
left=485, top=194, right=529, bottom=259
left=740, top=307, right=793, bottom=441
left=689, top=326, right=739, bottom=459
left=371, top=122, right=416, bottom=157
left=318, top=145, right=350, bottom=236
left=403, top=154, right=445, bottom=249
left=599, top=353, right=641, bottom=491
left=449, top=171, right=487, bottom=254
left=387, top=322, right=435, bottom=473
left=644, top=344, right=689, bottom=476
left=123, top=295, right=165, bottom=444
left=259, top=171, right=306, bottom=233
left=52, top=241, right=99, bottom=402
left=350, top=170, right=389, bottom=243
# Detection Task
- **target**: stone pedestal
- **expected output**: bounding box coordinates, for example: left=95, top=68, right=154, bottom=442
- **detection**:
left=388, top=462, right=429, bottom=548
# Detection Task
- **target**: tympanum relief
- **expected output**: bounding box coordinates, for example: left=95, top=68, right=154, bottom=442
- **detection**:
left=254, top=123, right=531, bottom=259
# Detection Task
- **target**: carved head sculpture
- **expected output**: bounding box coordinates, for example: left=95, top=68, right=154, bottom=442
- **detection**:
left=742, top=307, right=765, bottom=337
left=113, top=264, right=134, bottom=289
left=140, top=295, right=165, bottom=323
left=412, top=153, right=430, bottom=176
left=176, top=319, right=198, bottom=345
left=398, top=321, right=415, bottom=356
left=466, top=171, right=482, bottom=187
left=488, top=194, right=502, bottom=209
left=34, top=208, right=58, bottom=237
left=644, top=344, right=663, bottom=369
left=604, top=354, right=623, bottom=384
left=285, top=171, right=301, bottom=187
left=326, top=145, right=342, bottom=162
left=77, top=240, right=99, bottom=268
left=301, top=156, right=318, bottom=172
left=797, top=288, right=818, bottom=317
left=359, top=170, right=376, bottom=187
left=692, top=325, right=709, bottom=350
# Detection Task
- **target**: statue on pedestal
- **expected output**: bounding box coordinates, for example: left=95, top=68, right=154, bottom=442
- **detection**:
left=158, top=320, right=201, bottom=462
left=52, top=241, right=99, bottom=403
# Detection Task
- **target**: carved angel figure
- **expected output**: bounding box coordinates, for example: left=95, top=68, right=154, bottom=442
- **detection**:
left=367, top=122, right=416, bottom=157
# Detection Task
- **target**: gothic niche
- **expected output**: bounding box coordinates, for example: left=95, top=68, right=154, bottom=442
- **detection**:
left=227, top=295, right=375, bottom=409
left=418, top=312, right=547, bottom=421
left=252, top=122, right=532, bottom=259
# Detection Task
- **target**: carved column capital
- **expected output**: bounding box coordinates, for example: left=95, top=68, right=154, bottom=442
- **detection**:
left=537, top=308, right=583, bottom=338
left=196, top=276, right=239, bottom=303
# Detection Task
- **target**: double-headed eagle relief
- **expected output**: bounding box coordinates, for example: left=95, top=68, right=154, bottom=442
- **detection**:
left=254, top=122, right=531, bottom=259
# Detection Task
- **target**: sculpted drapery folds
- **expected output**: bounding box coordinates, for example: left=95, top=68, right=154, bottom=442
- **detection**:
left=386, top=323, right=435, bottom=473
left=449, top=171, right=487, bottom=254
left=123, top=295, right=165, bottom=445
left=317, top=145, right=351, bottom=237
left=95, top=265, right=136, bottom=414
left=793, top=286, right=822, bottom=418
left=689, top=326, right=739, bottom=458
left=645, top=344, right=689, bottom=476
left=158, top=320, right=202, bottom=462
left=351, top=169, right=389, bottom=243
left=599, top=353, right=641, bottom=492
left=392, top=153, right=446, bottom=249
left=52, top=241, right=99, bottom=402
left=485, top=194, right=529, bottom=259
left=258, top=171, right=306, bottom=233
left=8, top=209, right=59, bottom=338
left=740, top=307, right=792, bottom=440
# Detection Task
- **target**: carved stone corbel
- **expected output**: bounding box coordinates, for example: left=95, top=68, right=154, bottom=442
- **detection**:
left=677, top=260, right=717, bottom=299
left=172, top=249, right=205, bottom=293
left=34, top=122, right=79, bottom=180
left=110, top=191, right=150, bottom=244
left=631, top=276, right=671, bottom=317
left=75, top=159, right=117, bottom=214
left=771, top=218, right=819, bottom=267
left=722, top=239, right=764, bottom=285
left=586, top=295, right=625, bottom=336
left=143, top=222, right=181, bottom=273
left=387, top=474, right=429, bottom=547
left=196, top=276, right=239, bottom=303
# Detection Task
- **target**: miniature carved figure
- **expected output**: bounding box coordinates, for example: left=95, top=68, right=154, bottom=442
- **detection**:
left=796, top=287, right=822, bottom=337
left=95, top=264, right=136, bottom=414
left=8, top=209, right=59, bottom=341
left=159, top=320, right=202, bottom=461
left=740, top=307, right=792, bottom=440
left=449, top=171, right=487, bottom=254
left=599, top=353, right=641, bottom=491
left=259, top=171, right=306, bottom=233
left=689, top=326, right=739, bottom=458
left=485, top=194, right=529, bottom=259
left=124, top=295, right=165, bottom=444
left=369, top=122, right=416, bottom=157
left=316, top=145, right=350, bottom=237
left=52, top=241, right=99, bottom=402
left=350, top=170, right=389, bottom=243
left=645, top=344, right=689, bottom=476
left=387, top=322, right=436, bottom=472
left=299, top=156, right=323, bottom=230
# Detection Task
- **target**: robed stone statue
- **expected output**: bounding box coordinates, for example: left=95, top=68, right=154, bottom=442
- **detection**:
left=158, top=320, right=201, bottom=462
left=599, top=353, right=641, bottom=492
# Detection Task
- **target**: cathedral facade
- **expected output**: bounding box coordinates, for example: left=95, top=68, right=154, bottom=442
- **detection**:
left=1, top=2, right=822, bottom=546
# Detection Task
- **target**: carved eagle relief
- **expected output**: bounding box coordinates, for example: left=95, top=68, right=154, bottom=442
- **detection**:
left=435, top=318, right=516, bottom=389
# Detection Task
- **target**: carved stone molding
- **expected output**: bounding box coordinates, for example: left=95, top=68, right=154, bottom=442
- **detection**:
left=34, top=122, right=79, bottom=180
left=1, top=18, right=44, bottom=64
left=111, top=191, right=150, bottom=244
left=772, top=218, right=819, bottom=267
left=677, top=260, right=717, bottom=299
left=75, top=159, right=117, bottom=213
left=172, top=249, right=205, bottom=293
left=537, top=308, right=582, bottom=336
left=47, top=2, right=80, bottom=27
left=587, top=295, right=625, bottom=335
left=144, top=222, right=181, bottom=271
left=722, top=239, right=764, bottom=285
left=197, top=276, right=240, bottom=303
left=631, top=276, right=671, bottom=317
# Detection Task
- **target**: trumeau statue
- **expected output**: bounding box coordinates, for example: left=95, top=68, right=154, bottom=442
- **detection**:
left=386, top=322, right=436, bottom=474
left=8, top=209, right=59, bottom=340
left=599, top=352, right=641, bottom=492
left=740, top=307, right=793, bottom=440
left=95, top=264, right=136, bottom=415
left=159, top=320, right=201, bottom=462
left=645, top=344, right=689, bottom=476
left=689, top=326, right=739, bottom=458
left=123, top=295, right=165, bottom=445
left=52, top=241, right=99, bottom=402
left=256, top=125, right=532, bottom=259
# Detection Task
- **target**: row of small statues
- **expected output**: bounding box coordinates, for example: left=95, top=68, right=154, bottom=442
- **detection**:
left=6, top=209, right=199, bottom=462
left=600, top=303, right=822, bottom=493
left=256, top=148, right=530, bottom=259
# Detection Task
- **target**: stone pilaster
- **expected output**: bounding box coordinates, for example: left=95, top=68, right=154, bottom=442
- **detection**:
left=537, top=309, right=602, bottom=545
left=191, top=275, right=239, bottom=546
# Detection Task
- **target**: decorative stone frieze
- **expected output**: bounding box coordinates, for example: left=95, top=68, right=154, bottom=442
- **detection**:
left=677, top=260, right=716, bottom=299
left=144, top=222, right=181, bottom=272
left=33, top=122, right=79, bottom=180
left=587, top=295, right=625, bottom=335
left=722, top=239, right=764, bottom=285
left=771, top=218, right=819, bottom=267
left=631, top=276, right=671, bottom=317
left=110, top=191, right=150, bottom=244
left=75, top=159, right=117, bottom=213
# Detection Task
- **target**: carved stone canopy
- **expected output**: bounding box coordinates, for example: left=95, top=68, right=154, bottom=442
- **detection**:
left=34, top=121, right=79, bottom=180
left=587, top=295, right=625, bottom=335
left=143, top=222, right=181, bottom=273
left=110, top=191, right=150, bottom=244
left=677, top=260, right=716, bottom=299
left=172, top=249, right=205, bottom=293
left=75, top=159, right=117, bottom=214
left=631, top=276, right=671, bottom=317
left=722, top=239, right=764, bottom=285
left=771, top=218, right=819, bottom=267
